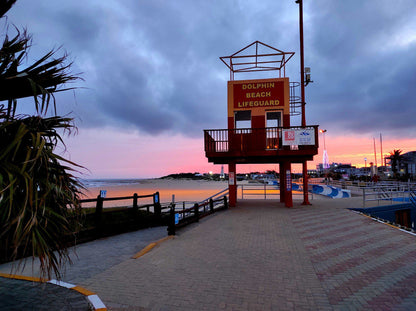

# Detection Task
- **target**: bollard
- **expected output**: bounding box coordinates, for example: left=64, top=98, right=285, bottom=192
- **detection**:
left=224, top=196, right=228, bottom=209
left=153, top=192, right=162, bottom=221
left=209, top=198, right=214, bottom=213
left=95, top=194, right=104, bottom=235
left=167, top=204, right=176, bottom=236
left=133, top=193, right=138, bottom=213
left=194, top=203, right=199, bottom=222
left=95, top=194, right=103, bottom=216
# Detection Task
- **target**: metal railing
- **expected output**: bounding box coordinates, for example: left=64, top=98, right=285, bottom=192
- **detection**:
left=241, top=183, right=280, bottom=199
left=204, top=126, right=318, bottom=153
left=240, top=182, right=310, bottom=200
left=309, top=180, right=416, bottom=198
left=362, top=184, right=416, bottom=207
left=75, top=192, right=172, bottom=239
left=410, top=190, right=416, bottom=208
left=79, top=191, right=170, bottom=214
left=167, top=190, right=229, bottom=235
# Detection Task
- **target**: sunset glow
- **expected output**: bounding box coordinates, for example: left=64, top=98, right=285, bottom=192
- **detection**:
left=315, top=135, right=416, bottom=168
left=66, top=128, right=416, bottom=178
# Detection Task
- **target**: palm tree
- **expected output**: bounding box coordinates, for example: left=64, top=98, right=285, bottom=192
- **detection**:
left=0, top=0, right=83, bottom=279
left=387, top=149, right=403, bottom=178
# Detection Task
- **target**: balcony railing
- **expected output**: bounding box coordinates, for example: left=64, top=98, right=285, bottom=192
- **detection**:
left=204, top=126, right=319, bottom=154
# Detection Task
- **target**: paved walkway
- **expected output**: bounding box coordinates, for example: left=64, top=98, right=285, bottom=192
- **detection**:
left=1, top=197, right=416, bottom=310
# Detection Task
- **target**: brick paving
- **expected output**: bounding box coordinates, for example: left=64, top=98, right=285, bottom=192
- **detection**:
left=1, top=197, right=416, bottom=310
left=290, top=197, right=416, bottom=311
left=0, top=277, right=89, bottom=310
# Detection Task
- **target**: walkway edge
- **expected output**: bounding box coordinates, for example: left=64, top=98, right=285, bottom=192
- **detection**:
left=0, top=273, right=107, bottom=311
left=352, top=211, right=416, bottom=236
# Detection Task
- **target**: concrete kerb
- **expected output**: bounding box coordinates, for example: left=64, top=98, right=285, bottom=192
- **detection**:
left=132, top=235, right=174, bottom=259
left=0, top=272, right=107, bottom=311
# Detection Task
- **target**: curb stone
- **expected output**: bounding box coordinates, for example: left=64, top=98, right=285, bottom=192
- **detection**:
left=132, top=235, right=174, bottom=259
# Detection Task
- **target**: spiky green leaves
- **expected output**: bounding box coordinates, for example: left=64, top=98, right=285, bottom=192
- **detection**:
left=0, top=115, right=84, bottom=279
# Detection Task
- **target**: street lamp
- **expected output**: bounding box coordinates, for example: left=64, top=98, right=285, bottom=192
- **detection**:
left=319, top=129, right=327, bottom=150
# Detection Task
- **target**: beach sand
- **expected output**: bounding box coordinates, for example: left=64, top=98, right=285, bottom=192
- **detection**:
left=81, top=178, right=366, bottom=209
left=81, top=179, right=230, bottom=207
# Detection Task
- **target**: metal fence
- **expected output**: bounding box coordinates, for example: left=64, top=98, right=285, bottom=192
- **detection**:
left=167, top=188, right=229, bottom=235
left=361, top=184, right=416, bottom=207
left=240, top=183, right=309, bottom=200
left=240, top=183, right=280, bottom=199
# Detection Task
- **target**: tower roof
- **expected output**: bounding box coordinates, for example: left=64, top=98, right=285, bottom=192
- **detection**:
left=220, top=41, right=295, bottom=78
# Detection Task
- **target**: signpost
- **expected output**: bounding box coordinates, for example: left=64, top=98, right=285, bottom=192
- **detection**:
left=100, top=190, right=107, bottom=198
left=282, top=128, right=315, bottom=145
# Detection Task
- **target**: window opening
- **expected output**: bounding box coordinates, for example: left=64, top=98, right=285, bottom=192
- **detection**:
left=235, top=111, right=251, bottom=132
left=266, top=111, right=281, bottom=128
left=266, top=111, right=281, bottom=149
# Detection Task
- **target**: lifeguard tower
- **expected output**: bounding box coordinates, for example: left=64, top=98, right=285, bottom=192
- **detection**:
left=204, top=41, right=319, bottom=207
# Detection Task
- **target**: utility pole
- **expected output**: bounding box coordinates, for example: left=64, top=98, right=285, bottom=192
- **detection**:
left=296, top=0, right=306, bottom=127
left=296, top=0, right=310, bottom=205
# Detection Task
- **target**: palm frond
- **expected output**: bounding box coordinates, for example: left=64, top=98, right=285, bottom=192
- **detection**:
left=0, top=0, right=17, bottom=19
left=0, top=27, right=81, bottom=117
left=0, top=115, right=85, bottom=279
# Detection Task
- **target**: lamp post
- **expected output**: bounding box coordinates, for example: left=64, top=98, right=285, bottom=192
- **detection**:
left=319, top=129, right=328, bottom=168
left=320, top=129, right=327, bottom=150
left=320, top=129, right=329, bottom=183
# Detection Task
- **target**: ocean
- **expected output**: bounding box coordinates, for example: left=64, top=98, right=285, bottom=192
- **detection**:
left=79, top=178, right=229, bottom=208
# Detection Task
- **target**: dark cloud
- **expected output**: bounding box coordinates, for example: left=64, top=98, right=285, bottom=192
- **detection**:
left=6, top=0, right=416, bottom=139
left=306, top=1, right=416, bottom=137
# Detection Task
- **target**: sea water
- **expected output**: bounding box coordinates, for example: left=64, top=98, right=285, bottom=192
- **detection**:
left=79, top=178, right=229, bottom=208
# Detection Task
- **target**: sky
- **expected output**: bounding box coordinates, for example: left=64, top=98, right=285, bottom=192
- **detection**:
left=4, top=0, right=416, bottom=178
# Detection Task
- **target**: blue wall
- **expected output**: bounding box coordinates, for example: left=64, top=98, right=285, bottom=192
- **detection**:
left=351, top=203, right=416, bottom=229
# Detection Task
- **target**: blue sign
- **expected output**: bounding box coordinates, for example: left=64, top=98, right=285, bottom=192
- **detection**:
left=175, top=213, right=179, bottom=225
left=100, top=190, right=107, bottom=198
left=286, top=170, right=292, bottom=192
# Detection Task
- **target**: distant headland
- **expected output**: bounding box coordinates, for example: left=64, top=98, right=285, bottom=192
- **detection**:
left=160, top=172, right=223, bottom=181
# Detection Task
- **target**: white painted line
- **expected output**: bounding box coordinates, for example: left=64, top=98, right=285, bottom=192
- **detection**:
left=48, top=279, right=75, bottom=288
left=88, top=294, right=107, bottom=310
left=356, top=211, right=416, bottom=237
left=398, top=228, right=416, bottom=236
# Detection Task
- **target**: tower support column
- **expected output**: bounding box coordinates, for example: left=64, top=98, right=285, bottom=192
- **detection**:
left=280, top=161, right=293, bottom=207
left=279, top=163, right=285, bottom=203
left=302, top=160, right=311, bottom=205
left=228, top=162, right=237, bottom=207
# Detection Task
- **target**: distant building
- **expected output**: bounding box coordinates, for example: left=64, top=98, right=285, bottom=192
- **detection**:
left=377, top=166, right=392, bottom=178
left=385, top=151, right=416, bottom=179
left=331, top=163, right=355, bottom=175
left=401, top=151, right=416, bottom=178
left=358, top=166, right=371, bottom=177
left=316, top=163, right=324, bottom=175
left=316, top=162, right=357, bottom=177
